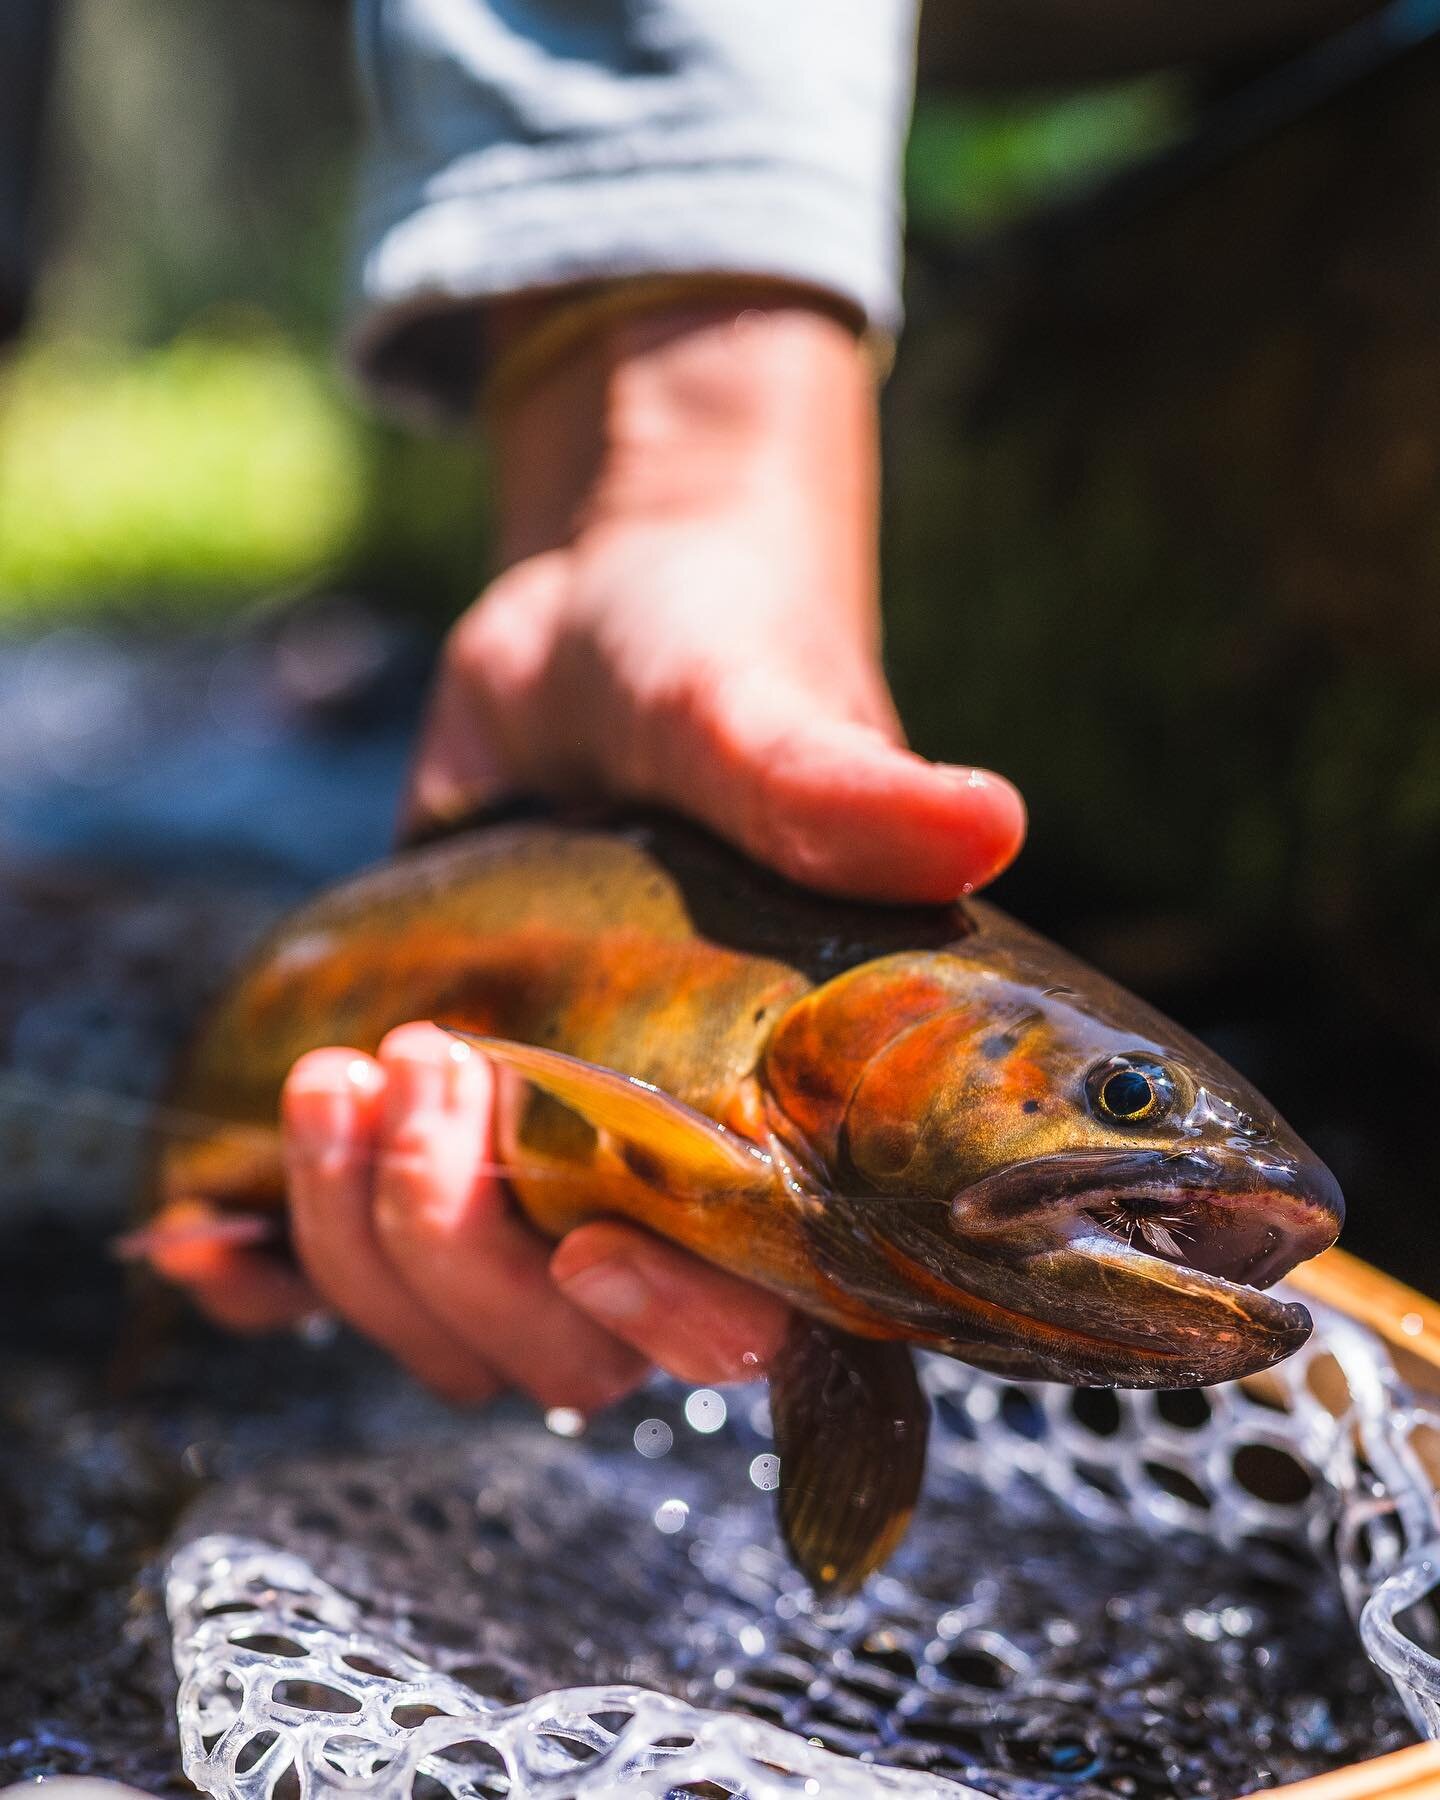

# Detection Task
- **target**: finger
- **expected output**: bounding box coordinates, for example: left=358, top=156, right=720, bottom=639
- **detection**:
left=551, top=1220, right=791, bottom=1385
left=283, top=1046, right=502, bottom=1405
left=667, top=687, right=1026, bottom=904
left=369, top=1023, right=649, bottom=1412
left=138, top=1197, right=320, bottom=1332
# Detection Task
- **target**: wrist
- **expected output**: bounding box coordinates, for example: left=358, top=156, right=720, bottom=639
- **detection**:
left=487, top=286, right=881, bottom=565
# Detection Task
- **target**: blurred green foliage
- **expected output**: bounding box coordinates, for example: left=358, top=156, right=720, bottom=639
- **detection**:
left=906, top=82, right=1180, bottom=233
left=0, top=331, right=490, bottom=618
left=0, top=0, right=484, bottom=620
left=0, top=0, right=1175, bottom=621
left=0, top=335, right=364, bottom=610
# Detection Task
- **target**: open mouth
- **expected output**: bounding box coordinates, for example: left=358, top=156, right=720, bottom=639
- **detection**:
left=955, top=1146, right=1341, bottom=1297
left=932, top=1145, right=1343, bottom=1376
left=1081, top=1184, right=1324, bottom=1293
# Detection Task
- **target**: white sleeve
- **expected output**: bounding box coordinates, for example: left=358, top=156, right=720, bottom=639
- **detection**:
left=347, top=0, right=918, bottom=421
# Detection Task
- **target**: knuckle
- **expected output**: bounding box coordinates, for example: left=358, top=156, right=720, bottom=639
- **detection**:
left=285, top=1140, right=355, bottom=1185
left=371, top=1150, right=436, bottom=1236
left=522, top=1355, right=647, bottom=1416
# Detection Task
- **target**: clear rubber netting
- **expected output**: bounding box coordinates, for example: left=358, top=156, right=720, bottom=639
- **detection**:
left=167, top=1293, right=1440, bottom=1800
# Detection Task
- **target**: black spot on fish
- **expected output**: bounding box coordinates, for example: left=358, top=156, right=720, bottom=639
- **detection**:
left=783, top=1061, right=833, bottom=1102
left=620, top=1140, right=667, bottom=1189
left=1022, top=1099, right=1042, bottom=1114
left=981, top=1034, right=1014, bottom=1061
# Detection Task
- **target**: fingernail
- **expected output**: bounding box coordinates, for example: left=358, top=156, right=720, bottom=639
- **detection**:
left=556, top=1257, right=651, bottom=1324
left=286, top=1055, right=381, bottom=1142
left=383, top=1025, right=490, bottom=1118
left=386, top=1052, right=454, bottom=1118
left=940, top=762, right=1019, bottom=802
left=287, top=1087, right=356, bottom=1144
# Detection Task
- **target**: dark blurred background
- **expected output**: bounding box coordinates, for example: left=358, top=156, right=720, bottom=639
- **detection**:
left=1, top=0, right=1438, bottom=1287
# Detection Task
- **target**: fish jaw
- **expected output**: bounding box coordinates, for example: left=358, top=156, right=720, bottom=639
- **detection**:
left=911, top=1145, right=1342, bottom=1387
left=979, top=1229, right=1318, bottom=1388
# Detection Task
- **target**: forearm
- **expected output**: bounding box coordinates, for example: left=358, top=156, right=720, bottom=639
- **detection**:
left=489, top=291, right=881, bottom=587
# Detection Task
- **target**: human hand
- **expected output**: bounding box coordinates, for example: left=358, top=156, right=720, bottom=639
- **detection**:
left=267, top=1022, right=792, bottom=1410
left=173, top=294, right=1025, bottom=1412
left=404, top=294, right=1026, bottom=901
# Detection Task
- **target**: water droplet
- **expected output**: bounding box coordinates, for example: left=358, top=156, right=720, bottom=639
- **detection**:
left=684, top=1389, right=727, bottom=1434
left=967, top=1386, right=999, bottom=1424
left=738, top=1624, right=767, bottom=1656
left=653, top=1498, right=689, bottom=1534
left=748, top=1453, right=780, bottom=1491
left=1403, top=1312, right=1425, bottom=1337
left=545, top=1407, right=585, bottom=1439
left=634, top=1418, right=674, bottom=1459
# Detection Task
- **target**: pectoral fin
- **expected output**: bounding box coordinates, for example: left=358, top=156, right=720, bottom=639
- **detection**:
left=769, top=1317, right=929, bottom=1594
left=443, top=1031, right=772, bottom=1197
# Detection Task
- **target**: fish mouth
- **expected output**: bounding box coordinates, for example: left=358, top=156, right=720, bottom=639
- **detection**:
left=937, top=1147, right=1342, bottom=1385
left=1080, top=1176, right=1330, bottom=1292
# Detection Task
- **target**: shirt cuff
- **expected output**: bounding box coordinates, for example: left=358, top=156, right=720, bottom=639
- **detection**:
left=346, top=160, right=905, bottom=426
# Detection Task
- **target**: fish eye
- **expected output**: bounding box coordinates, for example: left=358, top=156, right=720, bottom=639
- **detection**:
left=1086, top=1056, right=1175, bottom=1126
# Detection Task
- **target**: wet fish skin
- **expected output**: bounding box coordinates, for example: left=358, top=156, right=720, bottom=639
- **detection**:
left=152, top=813, right=1343, bottom=1590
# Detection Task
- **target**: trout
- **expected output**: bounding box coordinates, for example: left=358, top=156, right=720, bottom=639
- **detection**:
left=150, top=813, right=1343, bottom=1591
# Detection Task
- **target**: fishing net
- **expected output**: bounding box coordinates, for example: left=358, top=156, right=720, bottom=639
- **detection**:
left=166, top=1294, right=1440, bottom=1800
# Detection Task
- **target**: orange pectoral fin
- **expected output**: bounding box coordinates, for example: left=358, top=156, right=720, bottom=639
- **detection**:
left=443, top=1030, right=773, bottom=1201
left=114, top=1202, right=286, bottom=1276
left=135, top=1122, right=289, bottom=1279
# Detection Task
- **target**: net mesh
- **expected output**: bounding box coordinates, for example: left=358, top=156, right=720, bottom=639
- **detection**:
left=167, top=1291, right=1440, bottom=1799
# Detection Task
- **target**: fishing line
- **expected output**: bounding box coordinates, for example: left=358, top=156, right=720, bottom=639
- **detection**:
left=0, top=1066, right=605, bottom=1180
left=0, top=1067, right=244, bottom=1142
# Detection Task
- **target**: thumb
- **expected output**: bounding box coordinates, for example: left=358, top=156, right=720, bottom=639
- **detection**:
left=660, top=687, right=1027, bottom=903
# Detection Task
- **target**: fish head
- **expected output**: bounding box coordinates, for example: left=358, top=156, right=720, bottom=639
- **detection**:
left=765, top=924, right=1342, bottom=1388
